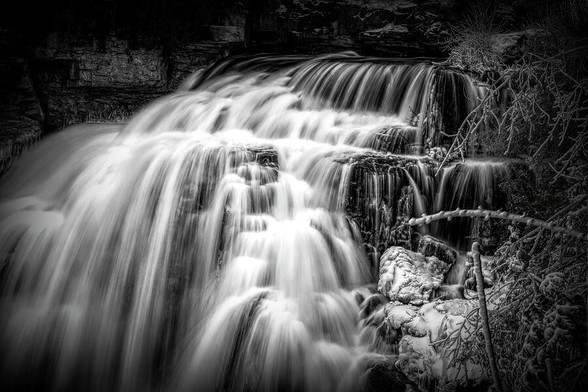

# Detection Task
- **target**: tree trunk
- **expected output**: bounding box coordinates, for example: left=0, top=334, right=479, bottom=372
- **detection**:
left=472, top=241, right=504, bottom=392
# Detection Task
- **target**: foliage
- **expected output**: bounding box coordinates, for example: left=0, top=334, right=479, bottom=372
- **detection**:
left=444, top=3, right=507, bottom=76
left=426, top=212, right=587, bottom=391
left=488, top=227, right=587, bottom=392
left=444, top=0, right=587, bottom=220
left=442, top=1, right=588, bottom=391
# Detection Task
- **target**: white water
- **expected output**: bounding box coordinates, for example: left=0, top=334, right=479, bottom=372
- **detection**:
left=0, top=54, right=496, bottom=392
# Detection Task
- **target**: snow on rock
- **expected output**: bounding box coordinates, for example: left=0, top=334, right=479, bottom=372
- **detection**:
left=387, top=299, right=487, bottom=389
left=378, top=246, right=452, bottom=305
left=397, top=335, right=440, bottom=387
left=385, top=302, right=419, bottom=329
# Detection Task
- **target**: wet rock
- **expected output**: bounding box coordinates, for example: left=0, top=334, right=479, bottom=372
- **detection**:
left=367, top=125, right=419, bottom=154
left=378, top=246, right=452, bottom=305
left=356, top=287, right=401, bottom=354
left=359, top=290, right=389, bottom=320
left=360, top=307, right=399, bottom=354
left=364, top=356, right=416, bottom=392
left=342, top=152, right=437, bottom=274
left=248, top=145, right=280, bottom=167
left=433, top=284, right=465, bottom=300
left=417, top=235, right=457, bottom=266
left=375, top=319, right=401, bottom=347
left=389, top=186, right=415, bottom=251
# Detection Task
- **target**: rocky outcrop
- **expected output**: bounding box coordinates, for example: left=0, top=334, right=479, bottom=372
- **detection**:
left=341, top=152, right=437, bottom=273
left=360, top=294, right=489, bottom=389
left=363, top=237, right=498, bottom=388
left=378, top=246, right=453, bottom=305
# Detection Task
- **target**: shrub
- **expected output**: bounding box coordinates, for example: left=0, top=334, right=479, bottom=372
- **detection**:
left=442, top=1, right=588, bottom=391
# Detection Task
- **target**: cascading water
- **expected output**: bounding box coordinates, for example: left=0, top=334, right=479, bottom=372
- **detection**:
left=433, top=159, right=511, bottom=249
left=0, top=52, right=505, bottom=392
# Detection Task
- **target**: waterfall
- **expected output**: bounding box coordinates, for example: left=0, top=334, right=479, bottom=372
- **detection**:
left=432, top=159, right=510, bottom=249
left=0, top=53, right=506, bottom=392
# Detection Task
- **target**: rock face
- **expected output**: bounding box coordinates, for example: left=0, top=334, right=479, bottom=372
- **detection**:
left=28, top=35, right=228, bottom=131
left=33, top=36, right=166, bottom=89
left=0, top=57, right=44, bottom=173
left=0, top=37, right=234, bottom=172
left=378, top=246, right=453, bottom=305
left=276, top=0, right=460, bottom=57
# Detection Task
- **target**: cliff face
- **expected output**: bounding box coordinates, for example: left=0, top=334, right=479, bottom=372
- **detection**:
left=0, top=0, right=517, bottom=171
left=274, top=0, right=459, bottom=56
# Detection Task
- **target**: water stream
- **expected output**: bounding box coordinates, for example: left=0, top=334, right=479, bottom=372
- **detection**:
left=0, top=53, right=508, bottom=392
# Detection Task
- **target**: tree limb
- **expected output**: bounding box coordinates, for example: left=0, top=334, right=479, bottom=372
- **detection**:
left=408, top=208, right=587, bottom=241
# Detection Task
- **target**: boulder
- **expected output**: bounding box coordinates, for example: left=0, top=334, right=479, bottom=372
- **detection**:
left=417, top=235, right=457, bottom=266
left=378, top=246, right=452, bottom=305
